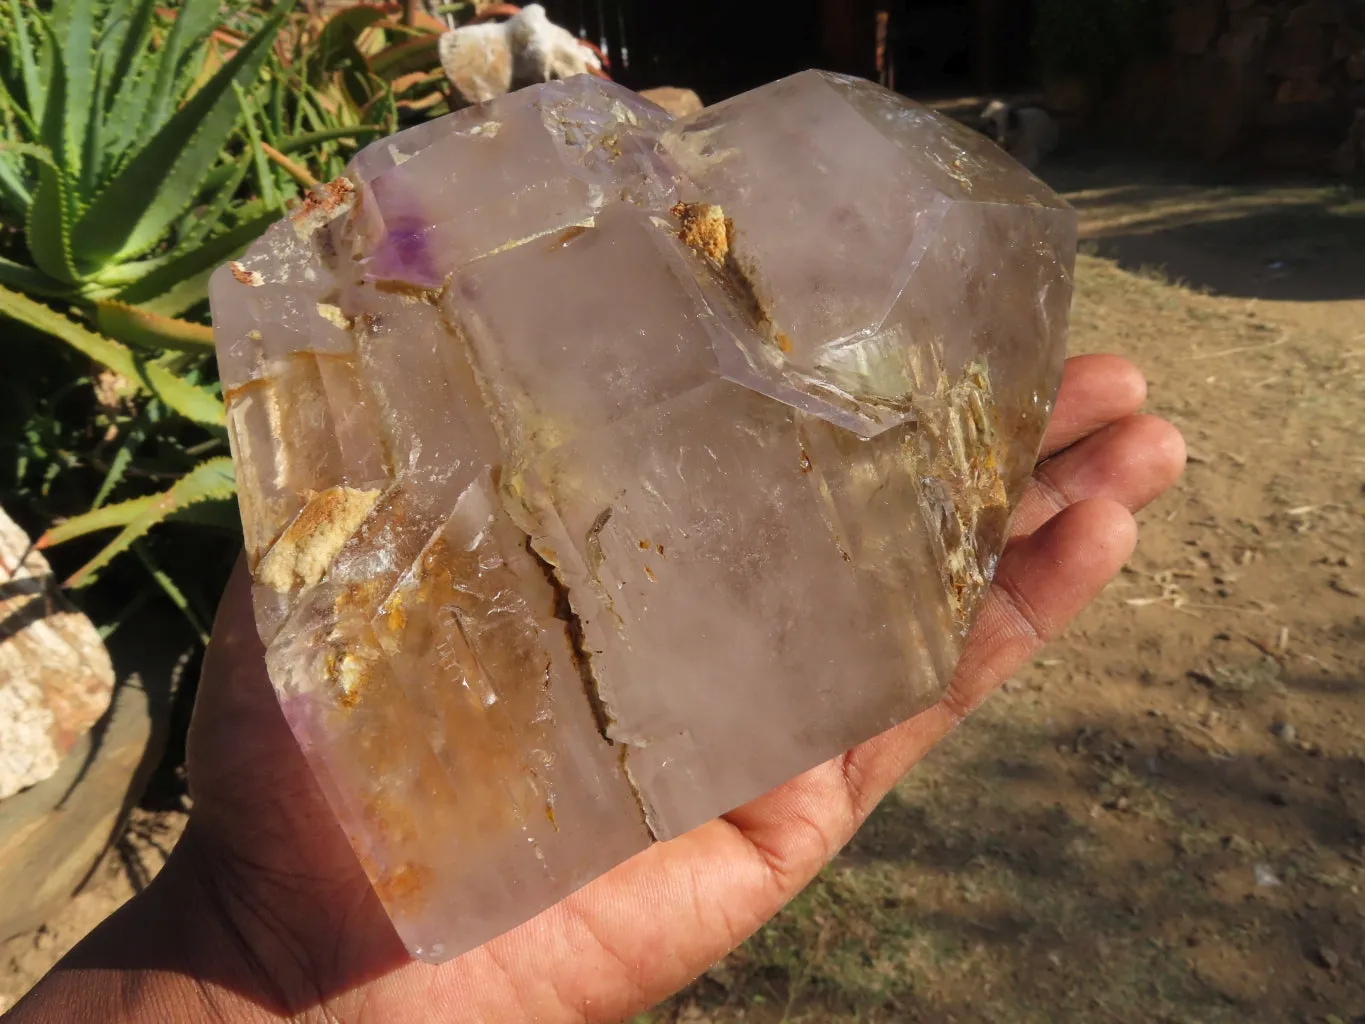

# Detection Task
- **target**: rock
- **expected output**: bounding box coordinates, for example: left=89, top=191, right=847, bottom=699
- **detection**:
left=0, top=508, right=115, bottom=800
left=1276, top=77, right=1335, bottom=103
left=638, top=86, right=704, bottom=118
left=1315, top=945, right=1341, bottom=970
left=437, top=4, right=602, bottom=107
left=0, top=679, right=156, bottom=941
left=1267, top=15, right=1333, bottom=81
left=1171, top=1, right=1223, bottom=56
left=1252, top=862, right=1282, bottom=887
left=980, top=99, right=1060, bottom=169
left=209, top=71, right=1075, bottom=964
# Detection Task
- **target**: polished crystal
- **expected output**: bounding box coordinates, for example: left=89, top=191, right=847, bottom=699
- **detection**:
left=209, top=71, right=1076, bottom=963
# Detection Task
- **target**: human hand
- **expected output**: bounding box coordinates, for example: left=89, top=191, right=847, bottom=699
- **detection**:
left=6, top=353, right=1184, bottom=1024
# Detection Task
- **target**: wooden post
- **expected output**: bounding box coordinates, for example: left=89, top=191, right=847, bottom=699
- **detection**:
left=875, top=9, right=893, bottom=90
left=819, top=0, right=876, bottom=78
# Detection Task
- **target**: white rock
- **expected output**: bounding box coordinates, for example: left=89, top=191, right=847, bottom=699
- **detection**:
left=438, top=4, right=602, bottom=107
left=0, top=509, right=115, bottom=800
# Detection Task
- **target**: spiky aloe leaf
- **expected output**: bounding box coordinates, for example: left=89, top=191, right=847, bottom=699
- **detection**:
left=0, top=282, right=223, bottom=426
left=0, top=254, right=64, bottom=294
left=140, top=0, right=219, bottom=136
left=60, top=456, right=238, bottom=587
left=0, top=154, right=33, bottom=220
left=0, top=138, right=49, bottom=216
left=38, top=481, right=238, bottom=547
left=71, top=0, right=297, bottom=269
left=0, top=60, right=39, bottom=146
left=101, top=53, right=157, bottom=180
left=80, top=37, right=107, bottom=196
left=133, top=540, right=209, bottom=643
left=0, top=139, right=59, bottom=169
left=178, top=153, right=251, bottom=249
left=5, top=0, right=43, bottom=119
left=91, top=414, right=148, bottom=508
left=56, top=0, right=92, bottom=188
left=234, top=81, right=283, bottom=211
left=111, top=205, right=278, bottom=313
left=95, top=299, right=214, bottom=352
left=38, top=490, right=159, bottom=547
left=26, top=21, right=78, bottom=284
left=105, top=0, right=156, bottom=104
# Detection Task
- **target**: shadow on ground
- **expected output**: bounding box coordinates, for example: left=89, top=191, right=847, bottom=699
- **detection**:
left=1044, top=157, right=1365, bottom=304
left=648, top=699, right=1365, bottom=1024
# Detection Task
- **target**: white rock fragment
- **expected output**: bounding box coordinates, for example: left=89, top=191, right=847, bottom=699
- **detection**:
left=438, top=4, right=602, bottom=106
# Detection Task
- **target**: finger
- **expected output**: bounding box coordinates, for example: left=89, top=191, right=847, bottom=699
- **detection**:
left=724, top=498, right=1138, bottom=878
left=1011, top=413, right=1186, bottom=538
left=1041, top=354, right=1148, bottom=458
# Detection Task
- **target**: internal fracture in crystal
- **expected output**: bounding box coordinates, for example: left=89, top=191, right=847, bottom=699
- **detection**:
left=209, top=70, right=1077, bottom=963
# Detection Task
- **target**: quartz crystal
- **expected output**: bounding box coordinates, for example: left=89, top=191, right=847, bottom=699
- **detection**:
left=209, top=70, right=1076, bottom=963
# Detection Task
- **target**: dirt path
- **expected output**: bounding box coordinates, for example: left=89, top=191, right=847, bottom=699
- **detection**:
left=5, top=163, right=1363, bottom=1023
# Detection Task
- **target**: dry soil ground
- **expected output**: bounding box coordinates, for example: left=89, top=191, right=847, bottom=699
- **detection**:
left=3, top=158, right=1363, bottom=1023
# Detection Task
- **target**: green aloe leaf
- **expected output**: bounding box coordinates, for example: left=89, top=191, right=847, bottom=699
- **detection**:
left=26, top=21, right=78, bottom=283
left=0, top=139, right=59, bottom=168
left=234, top=81, right=282, bottom=211
left=71, top=0, right=297, bottom=269
left=91, top=413, right=149, bottom=508
left=0, top=254, right=64, bottom=295
left=56, top=0, right=93, bottom=187
left=80, top=41, right=107, bottom=197
left=179, top=154, right=251, bottom=249
left=112, top=206, right=278, bottom=312
left=38, top=490, right=159, bottom=547
left=60, top=456, right=238, bottom=587
left=140, top=0, right=218, bottom=137
left=104, top=0, right=155, bottom=103
left=0, top=282, right=224, bottom=426
left=26, top=165, right=76, bottom=282
left=0, top=57, right=39, bottom=141
left=133, top=541, right=209, bottom=644
left=5, top=0, right=43, bottom=118
left=95, top=299, right=215, bottom=352
left=0, top=157, right=30, bottom=222
left=101, top=57, right=156, bottom=180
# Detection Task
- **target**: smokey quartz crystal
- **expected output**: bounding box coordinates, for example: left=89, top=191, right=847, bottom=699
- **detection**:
left=209, top=70, right=1076, bottom=962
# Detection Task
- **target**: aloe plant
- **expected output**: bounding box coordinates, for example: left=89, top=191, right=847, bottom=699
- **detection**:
left=0, top=0, right=389, bottom=609
left=0, top=0, right=287, bottom=313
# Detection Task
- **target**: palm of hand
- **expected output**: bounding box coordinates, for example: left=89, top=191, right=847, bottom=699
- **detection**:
left=183, top=354, right=1184, bottom=1023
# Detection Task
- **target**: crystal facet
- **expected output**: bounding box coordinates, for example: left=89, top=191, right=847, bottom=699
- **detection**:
left=209, top=71, right=1076, bottom=963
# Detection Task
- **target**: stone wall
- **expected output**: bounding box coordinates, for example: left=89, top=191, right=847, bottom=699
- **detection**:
left=1092, top=0, right=1365, bottom=172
